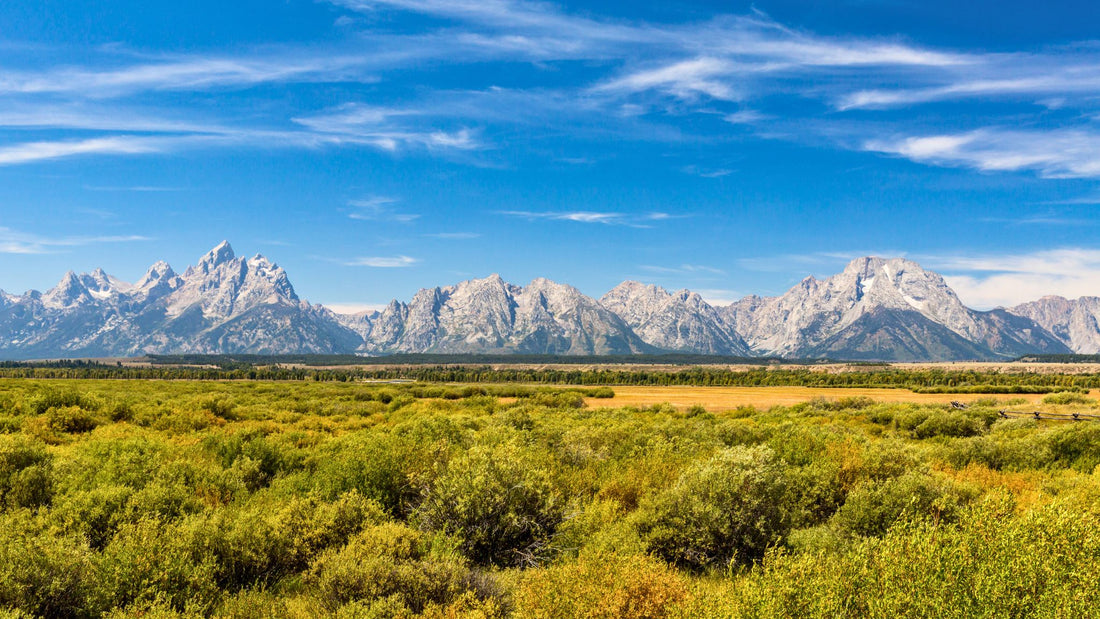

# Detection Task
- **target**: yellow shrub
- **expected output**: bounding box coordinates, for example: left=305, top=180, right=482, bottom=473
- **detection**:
left=514, top=553, right=688, bottom=619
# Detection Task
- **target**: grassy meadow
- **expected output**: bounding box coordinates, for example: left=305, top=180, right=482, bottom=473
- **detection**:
left=580, top=384, right=1061, bottom=410
left=1, top=378, right=1100, bottom=618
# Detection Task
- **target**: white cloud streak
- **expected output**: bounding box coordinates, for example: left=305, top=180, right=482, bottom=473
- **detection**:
left=0, top=227, right=151, bottom=254
left=595, top=57, right=741, bottom=101
left=695, top=288, right=742, bottom=306
left=925, top=249, right=1100, bottom=309
left=865, top=128, right=1100, bottom=179
left=640, top=264, right=726, bottom=276
left=501, top=210, right=673, bottom=227
left=0, top=137, right=165, bottom=165
left=0, top=55, right=374, bottom=97
left=839, top=66, right=1100, bottom=110
left=347, top=196, right=420, bottom=222
left=344, top=255, right=420, bottom=267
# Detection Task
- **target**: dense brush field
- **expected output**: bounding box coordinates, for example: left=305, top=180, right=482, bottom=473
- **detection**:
left=2, top=379, right=1100, bottom=618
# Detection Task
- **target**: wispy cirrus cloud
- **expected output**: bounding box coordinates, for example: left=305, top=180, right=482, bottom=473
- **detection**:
left=695, top=288, right=742, bottom=306
left=343, top=255, right=420, bottom=267
left=0, top=106, right=482, bottom=166
left=864, top=128, right=1100, bottom=179
left=0, top=136, right=167, bottom=165
left=976, top=213, right=1094, bottom=226
left=682, top=165, right=733, bottom=178
left=347, top=196, right=420, bottom=222
left=838, top=62, right=1100, bottom=110
left=0, top=54, right=375, bottom=97
left=0, top=226, right=152, bottom=254
left=922, top=249, right=1100, bottom=308
left=594, top=57, right=742, bottom=101
left=500, top=210, right=675, bottom=227
left=293, top=105, right=480, bottom=152
left=640, top=263, right=726, bottom=276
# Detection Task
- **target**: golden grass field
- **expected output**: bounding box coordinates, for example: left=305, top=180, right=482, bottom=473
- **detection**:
left=583, top=385, right=1058, bottom=410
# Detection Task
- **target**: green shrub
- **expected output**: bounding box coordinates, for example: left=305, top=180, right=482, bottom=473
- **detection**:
left=184, top=491, right=384, bottom=590
left=207, top=431, right=295, bottom=492
left=810, top=396, right=875, bottom=412
left=308, top=433, right=420, bottom=515
left=589, top=387, right=615, bottom=399
left=913, top=411, right=984, bottom=439
left=520, top=391, right=586, bottom=409
left=29, top=389, right=97, bottom=416
left=732, top=497, right=1100, bottom=618
left=0, top=436, right=53, bottom=509
left=309, top=522, right=479, bottom=614
left=108, top=402, right=135, bottom=423
left=830, top=471, right=976, bottom=537
left=686, top=404, right=709, bottom=418
left=46, top=406, right=100, bottom=434
left=62, top=436, right=169, bottom=491
left=0, top=416, right=21, bottom=434
left=51, top=485, right=134, bottom=549
left=1043, top=423, right=1100, bottom=472
left=637, top=445, right=794, bottom=571
left=514, top=552, right=687, bottom=619
left=1042, top=392, right=1096, bottom=405
left=199, top=397, right=237, bottom=420
left=415, top=442, right=562, bottom=567
left=0, top=516, right=96, bottom=618
left=95, top=518, right=220, bottom=614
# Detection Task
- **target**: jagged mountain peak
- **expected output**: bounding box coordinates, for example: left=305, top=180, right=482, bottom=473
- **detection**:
left=167, top=242, right=300, bottom=320
left=191, top=241, right=236, bottom=275
left=42, top=271, right=93, bottom=309
left=1009, top=295, right=1100, bottom=354
left=362, top=273, right=649, bottom=355
left=444, top=273, right=515, bottom=297
left=726, top=255, right=1067, bottom=360
left=600, top=279, right=752, bottom=356
left=606, top=280, right=666, bottom=297
left=526, top=276, right=582, bottom=296
left=136, top=260, right=177, bottom=288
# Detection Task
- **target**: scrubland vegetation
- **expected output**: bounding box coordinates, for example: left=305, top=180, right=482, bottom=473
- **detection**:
left=1, top=378, right=1100, bottom=617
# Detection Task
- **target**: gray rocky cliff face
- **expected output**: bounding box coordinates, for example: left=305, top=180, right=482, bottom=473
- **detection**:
left=361, top=275, right=651, bottom=355
left=1009, top=296, right=1100, bottom=354
left=599, top=281, right=752, bottom=356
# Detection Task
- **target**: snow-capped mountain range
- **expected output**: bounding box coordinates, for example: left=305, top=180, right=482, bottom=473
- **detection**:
left=0, top=242, right=1090, bottom=361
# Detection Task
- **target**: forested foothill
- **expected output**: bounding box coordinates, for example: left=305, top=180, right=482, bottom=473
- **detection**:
left=4, top=359, right=1100, bottom=394
left=1, top=377, right=1099, bottom=617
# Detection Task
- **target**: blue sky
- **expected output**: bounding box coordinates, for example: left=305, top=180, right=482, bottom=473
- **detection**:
left=3, top=0, right=1100, bottom=311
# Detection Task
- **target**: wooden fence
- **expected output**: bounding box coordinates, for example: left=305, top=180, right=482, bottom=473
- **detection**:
left=998, top=410, right=1100, bottom=422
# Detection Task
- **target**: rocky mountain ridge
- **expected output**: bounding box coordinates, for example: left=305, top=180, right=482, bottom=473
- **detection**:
left=722, top=257, right=1068, bottom=361
left=0, top=243, right=1089, bottom=361
left=1009, top=296, right=1100, bottom=354
left=0, top=242, right=360, bottom=358
left=599, top=281, right=751, bottom=356
left=346, top=274, right=653, bottom=355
